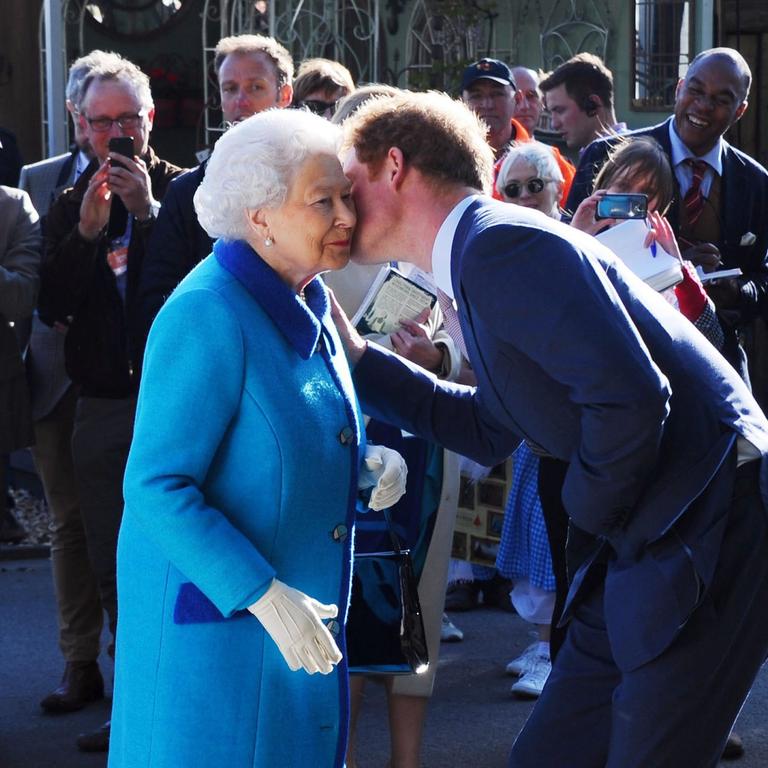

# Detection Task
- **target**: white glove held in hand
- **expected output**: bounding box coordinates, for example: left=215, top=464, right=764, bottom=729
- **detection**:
left=358, top=444, right=408, bottom=511
left=248, top=579, right=342, bottom=675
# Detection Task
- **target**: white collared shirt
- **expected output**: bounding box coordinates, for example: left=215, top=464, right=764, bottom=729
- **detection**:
left=431, top=195, right=478, bottom=300
left=668, top=120, right=724, bottom=198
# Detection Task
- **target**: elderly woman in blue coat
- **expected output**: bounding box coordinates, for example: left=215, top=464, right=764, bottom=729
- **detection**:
left=109, top=109, right=406, bottom=768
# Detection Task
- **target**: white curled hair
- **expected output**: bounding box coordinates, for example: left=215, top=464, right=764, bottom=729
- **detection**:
left=194, top=109, right=343, bottom=241
left=496, top=141, right=563, bottom=194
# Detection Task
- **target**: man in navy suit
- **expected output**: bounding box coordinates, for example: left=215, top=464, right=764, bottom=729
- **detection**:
left=566, top=48, right=768, bottom=385
left=339, top=90, right=768, bottom=767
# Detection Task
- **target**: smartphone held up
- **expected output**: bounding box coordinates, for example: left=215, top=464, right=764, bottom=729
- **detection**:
left=106, top=136, right=134, bottom=237
left=595, top=193, right=648, bottom=221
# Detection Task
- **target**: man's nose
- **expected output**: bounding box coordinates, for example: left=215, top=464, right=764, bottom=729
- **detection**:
left=694, top=93, right=717, bottom=111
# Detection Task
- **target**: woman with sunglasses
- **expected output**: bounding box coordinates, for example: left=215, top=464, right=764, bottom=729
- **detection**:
left=497, top=142, right=565, bottom=220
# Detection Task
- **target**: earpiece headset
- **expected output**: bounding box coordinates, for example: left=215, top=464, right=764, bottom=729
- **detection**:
left=583, top=96, right=600, bottom=117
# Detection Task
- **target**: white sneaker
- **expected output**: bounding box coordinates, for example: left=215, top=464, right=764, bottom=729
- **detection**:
left=505, top=642, right=539, bottom=676
left=440, top=613, right=464, bottom=642
left=510, top=655, right=551, bottom=698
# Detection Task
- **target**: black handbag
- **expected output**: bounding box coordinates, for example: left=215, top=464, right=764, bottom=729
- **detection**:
left=345, top=509, right=430, bottom=675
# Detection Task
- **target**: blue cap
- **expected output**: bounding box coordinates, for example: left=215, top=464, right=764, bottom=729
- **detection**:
left=461, top=58, right=516, bottom=92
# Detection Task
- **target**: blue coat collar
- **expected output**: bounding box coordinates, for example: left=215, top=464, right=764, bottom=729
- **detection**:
left=214, top=238, right=329, bottom=360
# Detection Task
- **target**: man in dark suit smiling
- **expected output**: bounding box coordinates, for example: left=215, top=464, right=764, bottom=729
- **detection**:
left=567, top=48, right=768, bottom=385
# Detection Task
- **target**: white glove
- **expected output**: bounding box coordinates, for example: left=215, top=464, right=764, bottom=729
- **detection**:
left=247, top=579, right=342, bottom=675
left=358, top=444, right=408, bottom=511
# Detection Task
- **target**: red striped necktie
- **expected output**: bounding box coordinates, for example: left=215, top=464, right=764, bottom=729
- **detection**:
left=683, top=158, right=708, bottom=225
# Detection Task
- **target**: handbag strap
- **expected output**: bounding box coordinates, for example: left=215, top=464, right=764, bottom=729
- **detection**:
left=382, top=507, right=405, bottom=554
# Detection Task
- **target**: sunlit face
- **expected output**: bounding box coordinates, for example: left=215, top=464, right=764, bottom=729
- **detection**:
left=499, top=158, right=560, bottom=218
left=462, top=79, right=516, bottom=151
left=673, top=57, right=748, bottom=157
left=343, top=148, right=400, bottom=265
left=544, top=83, right=598, bottom=150
left=512, top=68, right=543, bottom=133
left=497, top=158, right=561, bottom=218
left=218, top=51, right=292, bottom=124
left=256, top=152, right=356, bottom=292
left=79, top=79, right=154, bottom=162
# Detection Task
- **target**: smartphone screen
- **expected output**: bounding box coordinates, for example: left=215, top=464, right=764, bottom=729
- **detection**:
left=595, top=193, right=648, bottom=220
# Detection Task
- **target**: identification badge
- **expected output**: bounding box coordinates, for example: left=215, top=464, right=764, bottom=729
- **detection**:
left=107, top=243, right=128, bottom=277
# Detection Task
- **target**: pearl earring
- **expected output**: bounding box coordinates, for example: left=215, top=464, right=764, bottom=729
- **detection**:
left=264, top=237, right=273, bottom=247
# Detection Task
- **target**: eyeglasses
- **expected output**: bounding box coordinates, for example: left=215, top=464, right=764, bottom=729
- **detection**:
left=298, top=99, right=338, bottom=116
left=502, top=178, right=553, bottom=198
left=83, top=111, right=147, bottom=132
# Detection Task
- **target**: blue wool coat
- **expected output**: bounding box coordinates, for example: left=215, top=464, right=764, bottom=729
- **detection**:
left=109, top=239, right=364, bottom=768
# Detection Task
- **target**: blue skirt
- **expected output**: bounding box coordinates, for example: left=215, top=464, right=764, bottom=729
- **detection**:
left=496, top=443, right=556, bottom=592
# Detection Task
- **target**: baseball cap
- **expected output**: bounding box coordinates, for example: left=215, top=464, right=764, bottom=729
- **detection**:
left=461, top=58, right=517, bottom=92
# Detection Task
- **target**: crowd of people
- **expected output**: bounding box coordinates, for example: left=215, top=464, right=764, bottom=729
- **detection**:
left=2, top=31, right=768, bottom=768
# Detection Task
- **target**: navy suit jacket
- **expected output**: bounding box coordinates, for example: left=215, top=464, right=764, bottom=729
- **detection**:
left=353, top=197, right=768, bottom=671
left=566, top=118, right=768, bottom=328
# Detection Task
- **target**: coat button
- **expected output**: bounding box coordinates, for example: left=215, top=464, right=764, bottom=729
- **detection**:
left=326, top=619, right=340, bottom=637
left=338, top=426, right=354, bottom=445
left=331, top=524, right=348, bottom=542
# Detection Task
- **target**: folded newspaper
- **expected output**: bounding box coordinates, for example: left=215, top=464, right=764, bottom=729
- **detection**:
left=351, top=265, right=437, bottom=336
left=596, top=218, right=683, bottom=292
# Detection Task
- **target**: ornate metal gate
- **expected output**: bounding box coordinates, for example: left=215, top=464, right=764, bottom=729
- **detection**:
left=201, top=0, right=380, bottom=146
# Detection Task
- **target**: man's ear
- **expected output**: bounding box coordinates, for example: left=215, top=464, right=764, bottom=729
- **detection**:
left=277, top=83, right=293, bottom=109
left=386, top=147, right=407, bottom=190
left=732, top=99, right=748, bottom=125
left=583, top=94, right=602, bottom=117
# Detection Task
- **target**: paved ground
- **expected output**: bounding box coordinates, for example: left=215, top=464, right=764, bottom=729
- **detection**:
left=1, top=556, right=766, bottom=767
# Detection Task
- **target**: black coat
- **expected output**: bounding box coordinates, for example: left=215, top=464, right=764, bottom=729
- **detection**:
left=39, top=149, right=182, bottom=397
left=133, top=162, right=213, bottom=366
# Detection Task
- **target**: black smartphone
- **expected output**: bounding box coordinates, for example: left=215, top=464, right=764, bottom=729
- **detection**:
left=106, top=136, right=134, bottom=237
left=595, top=193, right=648, bottom=221
left=108, top=136, right=134, bottom=168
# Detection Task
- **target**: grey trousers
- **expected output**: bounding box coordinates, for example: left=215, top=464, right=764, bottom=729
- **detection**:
left=509, top=464, right=768, bottom=768
left=32, top=387, right=103, bottom=662
left=70, top=396, right=136, bottom=643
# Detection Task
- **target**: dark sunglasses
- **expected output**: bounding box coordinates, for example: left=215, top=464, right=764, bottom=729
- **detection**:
left=298, top=99, right=339, bottom=116
left=502, top=178, right=552, bottom=198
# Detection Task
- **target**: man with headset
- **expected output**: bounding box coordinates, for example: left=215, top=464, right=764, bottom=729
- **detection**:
left=540, top=53, right=626, bottom=156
